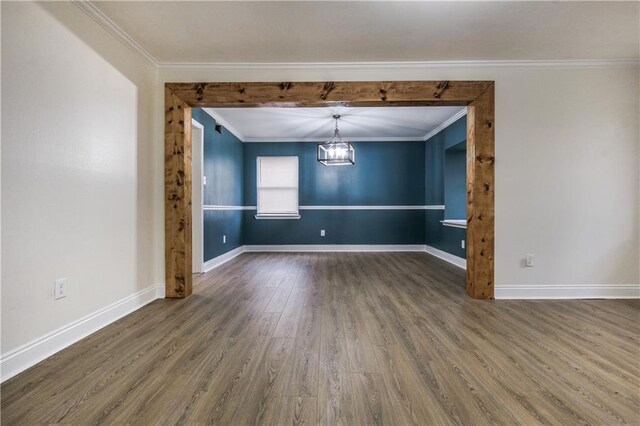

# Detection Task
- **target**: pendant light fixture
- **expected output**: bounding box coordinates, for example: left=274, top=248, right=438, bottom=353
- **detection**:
left=317, top=115, right=355, bottom=166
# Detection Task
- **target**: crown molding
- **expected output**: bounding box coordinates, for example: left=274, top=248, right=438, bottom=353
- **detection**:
left=71, top=2, right=639, bottom=73
left=244, top=136, right=426, bottom=143
left=423, top=108, right=468, bottom=142
left=158, top=59, right=640, bottom=72
left=72, top=1, right=159, bottom=67
left=201, top=108, right=246, bottom=141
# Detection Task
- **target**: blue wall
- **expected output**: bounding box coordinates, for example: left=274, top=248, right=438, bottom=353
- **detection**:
left=444, top=141, right=467, bottom=220
left=194, top=110, right=467, bottom=261
left=243, top=210, right=425, bottom=245
left=242, top=141, right=425, bottom=245
left=192, top=109, right=244, bottom=261
left=425, top=116, right=467, bottom=258
left=243, top=142, right=425, bottom=206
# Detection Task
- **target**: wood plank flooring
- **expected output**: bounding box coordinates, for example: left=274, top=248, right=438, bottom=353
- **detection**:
left=2, top=252, right=639, bottom=425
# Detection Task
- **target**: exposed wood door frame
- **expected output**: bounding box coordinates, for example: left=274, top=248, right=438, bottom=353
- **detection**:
left=165, top=81, right=495, bottom=299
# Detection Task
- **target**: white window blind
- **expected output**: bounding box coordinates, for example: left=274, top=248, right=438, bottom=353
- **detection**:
left=256, top=156, right=300, bottom=219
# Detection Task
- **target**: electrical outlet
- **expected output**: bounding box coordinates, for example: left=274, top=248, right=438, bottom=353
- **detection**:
left=203, top=176, right=207, bottom=186
left=54, top=278, right=67, bottom=300
left=525, top=253, right=535, bottom=267
left=320, top=229, right=325, bottom=237
left=461, top=240, right=465, bottom=249
left=223, top=235, right=227, bottom=244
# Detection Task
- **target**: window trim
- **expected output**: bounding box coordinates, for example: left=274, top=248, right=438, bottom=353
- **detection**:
left=255, top=156, right=300, bottom=220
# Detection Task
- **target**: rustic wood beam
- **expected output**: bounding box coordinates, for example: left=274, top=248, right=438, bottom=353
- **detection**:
left=466, top=84, right=495, bottom=299
left=165, top=87, right=193, bottom=298
left=164, top=80, right=495, bottom=299
left=165, top=81, right=491, bottom=108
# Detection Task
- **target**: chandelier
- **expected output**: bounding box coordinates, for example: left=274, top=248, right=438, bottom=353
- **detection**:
left=317, top=115, right=355, bottom=166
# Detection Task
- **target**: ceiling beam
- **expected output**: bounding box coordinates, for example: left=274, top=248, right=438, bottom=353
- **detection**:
left=165, top=81, right=490, bottom=108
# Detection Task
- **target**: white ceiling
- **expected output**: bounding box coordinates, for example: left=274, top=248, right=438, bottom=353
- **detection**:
left=203, top=106, right=466, bottom=142
left=92, top=1, right=639, bottom=64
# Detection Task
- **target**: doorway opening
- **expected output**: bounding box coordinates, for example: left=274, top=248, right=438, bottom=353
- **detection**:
left=164, top=81, right=495, bottom=299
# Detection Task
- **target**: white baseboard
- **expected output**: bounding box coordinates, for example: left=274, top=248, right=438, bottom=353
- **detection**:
left=244, top=244, right=427, bottom=252
left=203, top=246, right=245, bottom=272
left=495, top=284, right=640, bottom=299
left=0, top=283, right=165, bottom=383
left=424, top=245, right=467, bottom=269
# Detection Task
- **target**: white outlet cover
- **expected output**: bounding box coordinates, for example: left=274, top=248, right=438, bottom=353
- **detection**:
left=320, top=230, right=325, bottom=237
left=525, top=254, right=535, bottom=267
left=54, top=278, right=67, bottom=300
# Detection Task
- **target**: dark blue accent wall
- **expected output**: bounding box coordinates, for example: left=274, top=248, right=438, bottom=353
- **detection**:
left=243, top=142, right=425, bottom=206
left=425, top=210, right=467, bottom=258
left=193, top=111, right=467, bottom=261
left=425, top=138, right=444, bottom=205
left=243, top=210, right=425, bottom=245
left=242, top=141, right=425, bottom=245
left=425, top=115, right=467, bottom=258
left=444, top=141, right=467, bottom=220
left=192, top=109, right=244, bottom=261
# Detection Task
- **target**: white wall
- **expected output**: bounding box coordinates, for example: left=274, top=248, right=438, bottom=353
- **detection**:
left=158, top=65, right=639, bottom=297
left=1, top=1, right=158, bottom=371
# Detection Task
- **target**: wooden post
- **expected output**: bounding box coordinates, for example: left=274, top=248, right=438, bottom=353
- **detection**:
left=466, top=84, right=495, bottom=299
left=165, top=87, right=193, bottom=298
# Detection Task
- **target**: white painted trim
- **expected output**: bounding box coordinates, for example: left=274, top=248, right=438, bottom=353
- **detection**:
left=202, top=246, right=245, bottom=273
left=158, top=60, right=640, bottom=71
left=203, top=205, right=255, bottom=211
left=299, top=205, right=444, bottom=210
left=72, top=1, right=159, bottom=66
left=423, top=108, right=468, bottom=141
left=244, top=136, right=427, bottom=143
left=0, top=284, right=165, bottom=383
left=204, top=205, right=445, bottom=211
left=192, top=119, right=205, bottom=274
left=255, top=214, right=301, bottom=220
left=495, top=284, right=640, bottom=300
left=441, top=219, right=467, bottom=229
left=202, top=108, right=246, bottom=142
left=424, top=245, right=467, bottom=269
left=244, top=244, right=427, bottom=252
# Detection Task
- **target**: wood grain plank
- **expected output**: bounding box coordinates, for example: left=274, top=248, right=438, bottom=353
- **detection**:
left=275, top=397, right=319, bottom=426
left=466, top=83, right=495, bottom=299
left=2, top=253, right=638, bottom=425
left=232, top=337, right=296, bottom=424
left=165, top=87, right=192, bottom=298
left=318, top=337, right=356, bottom=425
left=166, top=81, right=492, bottom=108
left=283, top=306, right=322, bottom=397
left=274, top=288, right=308, bottom=338
left=351, top=372, right=400, bottom=426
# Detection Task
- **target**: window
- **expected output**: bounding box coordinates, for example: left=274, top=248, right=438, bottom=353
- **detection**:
left=256, top=156, right=300, bottom=219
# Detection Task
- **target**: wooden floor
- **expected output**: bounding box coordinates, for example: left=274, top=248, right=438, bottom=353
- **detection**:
left=2, top=253, right=639, bottom=425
